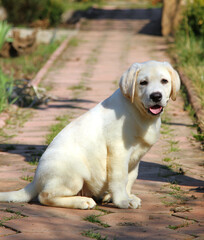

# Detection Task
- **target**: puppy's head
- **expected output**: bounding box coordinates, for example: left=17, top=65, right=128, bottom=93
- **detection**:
left=119, top=60, right=180, bottom=116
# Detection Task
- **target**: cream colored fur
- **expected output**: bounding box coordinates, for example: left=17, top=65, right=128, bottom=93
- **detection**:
left=0, top=61, right=180, bottom=209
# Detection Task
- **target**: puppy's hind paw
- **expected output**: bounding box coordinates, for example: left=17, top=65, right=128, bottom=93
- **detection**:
left=80, top=197, right=96, bottom=210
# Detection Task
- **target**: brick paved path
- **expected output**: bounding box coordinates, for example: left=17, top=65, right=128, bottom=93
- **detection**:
left=0, top=8, right=203, bottom=240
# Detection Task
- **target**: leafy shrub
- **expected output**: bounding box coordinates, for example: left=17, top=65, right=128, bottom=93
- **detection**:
left=2, top=0, right=64, bottom=26
left=45, top=0, right=64, bottom=26
left=182, top=0, right=204, bottom=37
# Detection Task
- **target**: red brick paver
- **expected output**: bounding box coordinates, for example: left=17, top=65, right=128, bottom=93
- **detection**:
left=0, top=8, right=203, bottom=240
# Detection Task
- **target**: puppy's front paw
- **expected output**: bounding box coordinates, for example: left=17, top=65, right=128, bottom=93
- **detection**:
left=114, top=195, right=141, bottom=209
left=129, top=195, right=141, bottom=209
left=114, top=199, right=130, bottom=209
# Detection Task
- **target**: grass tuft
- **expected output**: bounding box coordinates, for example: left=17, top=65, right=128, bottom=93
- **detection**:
left=84, top=214, right=110, bottom=228
left=46, top=114, right=71, bottom=145
left=82, top=230, right=108, bottom=240
left=28, top=157, right=40, bottom=165
left=21, top=175, right=33, bottom=182
left=68, top=37, right=80, bottom=47
left=167, top=222, right=189, bottom=230
left=162, top=157, right=172, bottom=162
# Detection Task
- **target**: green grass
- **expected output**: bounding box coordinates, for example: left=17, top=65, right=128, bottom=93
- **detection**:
left=68, top=82, right=91, bottom=91
left=169, top=11, right=204, bottom=141
left=82, top=207, right=112, bottom=239
left=82, top=230, right=108, bottom=240
left=28, top=157, right=40, bottom=165
left=0, top=41, right=61, bottom=81
left=62, top=0, right=104, bottom=11
left=168, top=189, right=188, bottom=200
left=83, top=205, right=112, bottom=239
left=162, top=157, right=172, bottom=163
left=61, top=0, right=162, bottom=11
left=68, top=37, right=80, bottom=47
left=0, top=70, right=14, bottom=114
left=0, top=21, right=13, bottom=50
left=171, top=32, right=204, bottom=108
left=160, top=124, right=173, bottom=135
left=170, top=185, right=181, bottom=192
left=161, top=199, right=177, bottom=207
left=46, top=114, right=71, bottom=145
left=168, top=140, right=180, bottom=153
left=193, top=132, right=204, bottom=143
left=167, top=224, right=180, bottom=230
left=84, top=214, right=110, bottom=228
left=21, top=175, right=33, bottom=182
left=161, top=184, right=189, bottom=207
left=162, top=162, right=183, bottom=174
left=167, top=222, right=189, bottom=230
left=4, top=108, right=32, bottom=128
left=179, top=84, right=204, bottom=148
left=95, top=206, right=113, bottom=214
left=180, top=85, right=196, bottom=119
left=0, top=208, right=27, bottom=228
left=3, top=208, right=24, bottom=216
left=0, top=107, right=32, bottom=141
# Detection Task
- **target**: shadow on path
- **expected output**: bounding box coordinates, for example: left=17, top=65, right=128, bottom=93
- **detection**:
left=67, top=7, right=162, bottom=35
left=138, top=161, right=204, bottom=187
left=36, top=98, right=97, bottom=111
left=162, top=121, right=197, bottom=128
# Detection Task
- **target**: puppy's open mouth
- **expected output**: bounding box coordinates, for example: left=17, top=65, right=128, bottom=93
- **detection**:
left=148, top=105, right=163, bottom=115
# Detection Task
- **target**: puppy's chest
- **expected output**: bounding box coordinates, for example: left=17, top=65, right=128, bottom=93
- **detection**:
left=130, top=142, right=150, bottom=162
left=140, top=124, right=160, bottom=146
left=128, top=127, right=159, bottom=168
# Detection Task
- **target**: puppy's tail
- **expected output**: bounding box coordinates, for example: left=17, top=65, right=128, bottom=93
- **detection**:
left=0, top=181, right=37, bottom=203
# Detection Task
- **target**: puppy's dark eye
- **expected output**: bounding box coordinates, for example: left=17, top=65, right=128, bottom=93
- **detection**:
left=161, top=79, right=168, bottom=84
left=140, top=80, right=148, bottom=86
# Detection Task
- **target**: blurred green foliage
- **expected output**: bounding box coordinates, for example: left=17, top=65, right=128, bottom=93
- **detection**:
left=0, top=21, right=12, bottom=50
left=0, top=70, right=14, bottom=113
left=1, top=0, right=64, bottom=26
left=182, top=0, right=204, bottom=37
left=173, top=0, right=204, bottom=107
left=74, top=0, right=101, bottom=2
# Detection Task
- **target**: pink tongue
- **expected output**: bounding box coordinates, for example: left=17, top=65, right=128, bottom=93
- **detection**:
left=149, top=106, right=162, bottom=115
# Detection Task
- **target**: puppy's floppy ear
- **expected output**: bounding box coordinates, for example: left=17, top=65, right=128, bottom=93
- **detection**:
left=119, top=63, right=141, bottom=103
left=163, top=62, right=181, bottom=101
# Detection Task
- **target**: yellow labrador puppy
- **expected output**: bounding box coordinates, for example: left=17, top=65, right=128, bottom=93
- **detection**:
left=0, top=61, right=180, bottom=209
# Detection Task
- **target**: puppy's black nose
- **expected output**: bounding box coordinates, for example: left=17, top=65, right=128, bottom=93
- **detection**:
left=150, top=92, right=162, bottom=102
